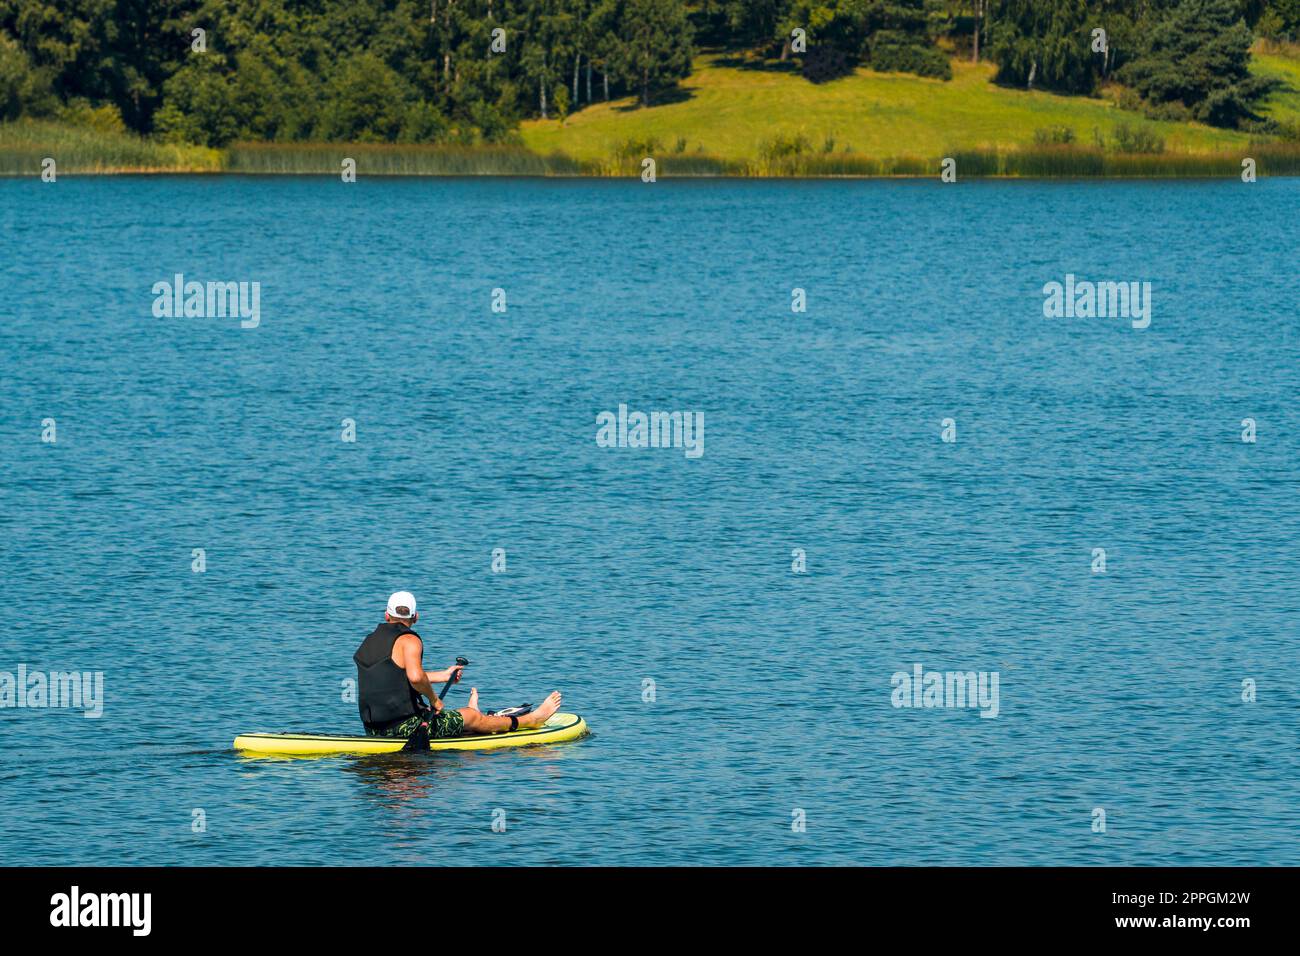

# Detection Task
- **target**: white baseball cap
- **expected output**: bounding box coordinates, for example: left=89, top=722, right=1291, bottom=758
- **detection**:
left=386, top=591, right=417, bottom=619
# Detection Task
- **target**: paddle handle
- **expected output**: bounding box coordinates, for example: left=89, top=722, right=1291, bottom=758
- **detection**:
left=437, top=657, right=470, bottom=701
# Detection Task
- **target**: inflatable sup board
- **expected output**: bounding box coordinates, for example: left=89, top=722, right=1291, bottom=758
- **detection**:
left=234, top=712, right=588, bottom=756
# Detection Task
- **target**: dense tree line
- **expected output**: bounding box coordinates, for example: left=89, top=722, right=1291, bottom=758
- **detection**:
left=691, top=1, right=948, bottom=79
left=987, top=0, right=1288, bottom=127
left=0, top=0, right=695, bottom=142
left=2, top=0, right=1297, bottom=141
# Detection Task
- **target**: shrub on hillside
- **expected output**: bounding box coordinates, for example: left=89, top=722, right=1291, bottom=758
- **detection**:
left=1271, top=119, right=1300, bottom=142
left=614, top=136, right=662, bottom=159
left=1114, top=87, right=1144, bottom=113
left=801, top=45, right=855, bottom=83
left=1110, top=121, right=1164, bottom=153
left=59, top=98, right=127, bottom=133
left=867, top=31, right=952, bottom=79
left=758, top=132, right=814, bottom=160
left=1141, top=99, right=1192, bottom=123
left=1033, top=125, right=1076, bottom=145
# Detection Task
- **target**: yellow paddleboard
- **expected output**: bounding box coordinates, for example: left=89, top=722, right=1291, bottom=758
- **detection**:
left=234, top=713, right=588, bottom=756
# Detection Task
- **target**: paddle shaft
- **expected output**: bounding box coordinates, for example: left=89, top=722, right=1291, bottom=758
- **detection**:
left=401, top=656, right=468, bottom=753
left=400, top=660, right=473, bottom=749
left=437, top=657, right=470, bottom=701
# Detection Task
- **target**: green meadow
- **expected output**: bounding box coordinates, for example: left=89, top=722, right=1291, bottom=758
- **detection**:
left=520, top=54, right=1257, bottom=162
left=1254, top=45, right=1300, bottom=123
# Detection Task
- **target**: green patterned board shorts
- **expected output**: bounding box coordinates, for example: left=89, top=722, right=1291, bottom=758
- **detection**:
left=367, top=709, right=465, bottom=740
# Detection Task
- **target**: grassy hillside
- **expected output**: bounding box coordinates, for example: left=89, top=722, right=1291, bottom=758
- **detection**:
left=521, top=53, right=1296, bottom=164
left=1255, top=48, right=1300, bottom=124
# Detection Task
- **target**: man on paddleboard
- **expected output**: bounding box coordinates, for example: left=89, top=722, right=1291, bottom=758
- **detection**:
left=354, top=591, right=562, bottom=740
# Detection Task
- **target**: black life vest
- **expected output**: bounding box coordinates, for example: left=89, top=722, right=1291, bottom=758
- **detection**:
left=354, top=622, right=424, bottom=729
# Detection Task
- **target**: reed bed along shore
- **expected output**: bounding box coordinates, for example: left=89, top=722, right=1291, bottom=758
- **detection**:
left=945, top=143, right=1300, bottom=177
left=224, top=141, right=583, bottom=176
left=0, top=120, right=221, bottom=175
left=4, top=124, right=1300, bottom=179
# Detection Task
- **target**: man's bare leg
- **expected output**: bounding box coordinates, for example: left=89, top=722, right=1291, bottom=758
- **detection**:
left=458, top=690, right=562, bottom=734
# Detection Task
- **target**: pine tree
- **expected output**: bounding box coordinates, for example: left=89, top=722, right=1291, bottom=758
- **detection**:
left=1118, top=0, right=1279, bottom=127
left=611, top=0, right=693, bottom=107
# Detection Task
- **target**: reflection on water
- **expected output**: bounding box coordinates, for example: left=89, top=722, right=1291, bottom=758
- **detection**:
left=343, top=753, right=446, bottom=810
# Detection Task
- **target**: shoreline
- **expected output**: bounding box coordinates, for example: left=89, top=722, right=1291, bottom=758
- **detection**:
left=3, top=166, right=1297, bottom=179
left=5, top=173, right=1298, bottom=180
left=5, top=128, right=1299, bottom=180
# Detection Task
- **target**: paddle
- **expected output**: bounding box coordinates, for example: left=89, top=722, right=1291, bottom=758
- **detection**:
left=400, top=657, right=469, bottom=753
left=438, top=657, right=470, bottom=700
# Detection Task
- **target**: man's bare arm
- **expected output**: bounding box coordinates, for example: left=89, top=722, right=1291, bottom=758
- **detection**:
left=426, top=665, right=464, bottom=683
left=397, top=635, right=439, bottom=705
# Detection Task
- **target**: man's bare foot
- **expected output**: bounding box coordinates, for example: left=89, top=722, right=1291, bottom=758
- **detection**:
left=466, top=687, right=479, bottom=710
left=520, top=691, right=562, bottom=728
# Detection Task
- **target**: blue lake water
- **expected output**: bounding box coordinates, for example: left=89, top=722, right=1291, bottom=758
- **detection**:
left=0, top=176, right=1296, bottom=865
